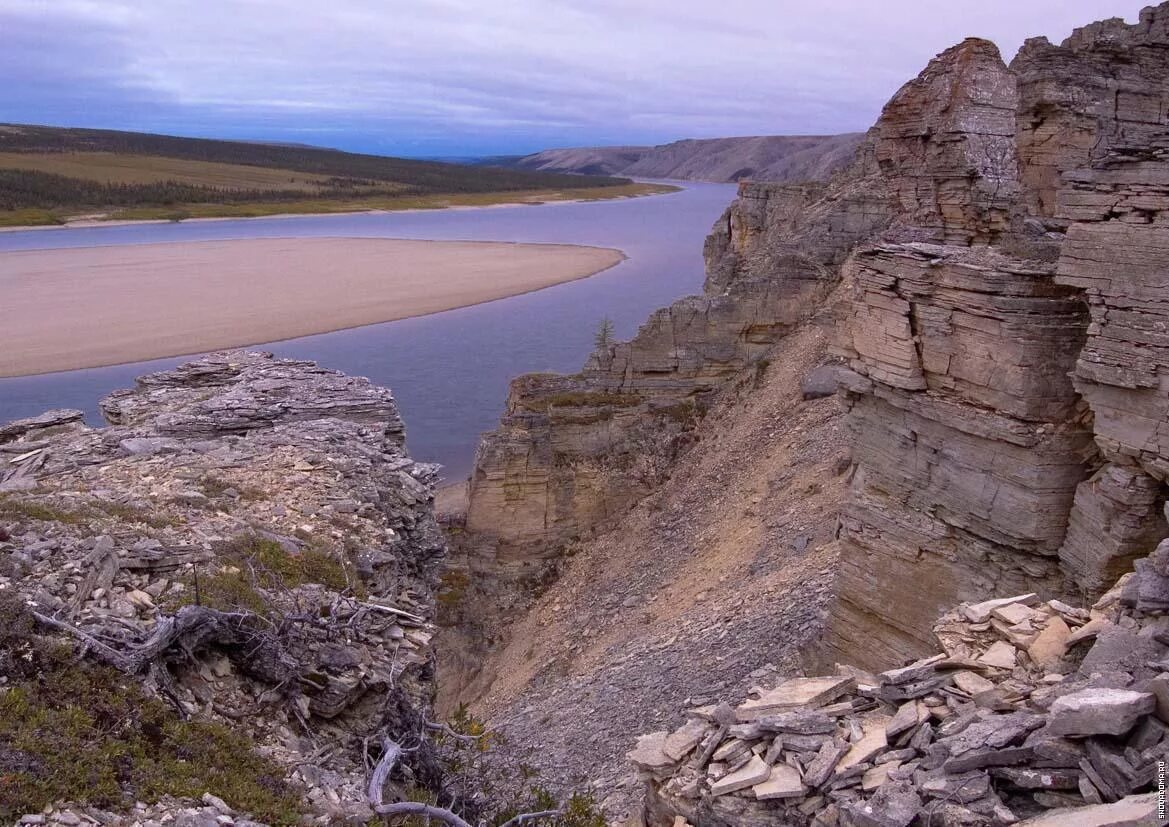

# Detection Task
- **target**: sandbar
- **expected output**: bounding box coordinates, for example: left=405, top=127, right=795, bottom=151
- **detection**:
left=0, top=237, right=625, bottom=377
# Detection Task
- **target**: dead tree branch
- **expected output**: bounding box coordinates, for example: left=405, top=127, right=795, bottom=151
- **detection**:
left=497, top=810, right=565, bottom=827
left=30, top=604, right=298, bottom=684
left=373, top=802, right=473, bottom=827
left=367, top=736, right=403, bottom=809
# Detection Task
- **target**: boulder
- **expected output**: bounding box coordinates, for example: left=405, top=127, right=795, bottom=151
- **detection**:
left=801, top=364, right=845, bottom=399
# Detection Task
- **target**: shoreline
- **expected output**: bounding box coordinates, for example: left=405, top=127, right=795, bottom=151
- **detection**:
left=0, top=237, right=626, bottom=378
left=0, top=183, right=682, bottom=234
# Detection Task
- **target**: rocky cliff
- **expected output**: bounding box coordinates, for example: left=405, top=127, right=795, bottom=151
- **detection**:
left=828, top=8, right=1169, bottom=670
left=0, top=353, right=448, bottom=824
left=454, top=4, right=1169, bottom=824
left=450, top=125, right=896, bottom=696
left=501, top=134, right=866, bottom=183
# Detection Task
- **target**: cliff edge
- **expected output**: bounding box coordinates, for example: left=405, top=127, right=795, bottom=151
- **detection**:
left=0, top=352, right=447, bottom=824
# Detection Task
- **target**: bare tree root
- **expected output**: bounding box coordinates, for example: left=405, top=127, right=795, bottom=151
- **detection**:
left=31, top=605, right=298, bottom=684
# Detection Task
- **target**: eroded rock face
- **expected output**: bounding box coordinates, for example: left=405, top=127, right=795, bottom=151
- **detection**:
left=874, top=38, right=1021, bottom=245
left=464, top=120, right=895, bottom=578
left=1029, top=10, right=1169, bottom=602
left=826, top=7, right=1169, bottom=668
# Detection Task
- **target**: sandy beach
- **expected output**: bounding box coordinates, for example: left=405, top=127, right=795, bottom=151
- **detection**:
left=0, top=237, right=624, bottom=377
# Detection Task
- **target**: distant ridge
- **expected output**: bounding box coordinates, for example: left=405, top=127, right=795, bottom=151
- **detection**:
left=488, top=133, right=866, bottom=183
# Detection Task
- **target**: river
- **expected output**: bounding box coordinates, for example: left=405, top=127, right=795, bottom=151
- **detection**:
left=0, top=182, right=737, bottom=481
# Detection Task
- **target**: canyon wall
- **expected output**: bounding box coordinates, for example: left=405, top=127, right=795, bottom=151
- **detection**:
left=461, top=133, right=894, bottom=590
left=826, top=9, right=1169, bottom=668
left=456, top=6, right=1169, bottom=723
left=447, top=129, right=895, bottom=707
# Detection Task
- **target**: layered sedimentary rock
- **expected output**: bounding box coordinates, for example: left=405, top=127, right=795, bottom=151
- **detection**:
left=451, top=124, right=895, bottom=717
left=826, top=10, right=1169, bottom=669
left=465, top=133, right=894, bottom=569
left=1026, top=9, right=1169, bottom=602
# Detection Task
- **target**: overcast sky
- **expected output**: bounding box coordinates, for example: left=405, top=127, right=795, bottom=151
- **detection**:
left=0, top=0, right=1152, bottom=156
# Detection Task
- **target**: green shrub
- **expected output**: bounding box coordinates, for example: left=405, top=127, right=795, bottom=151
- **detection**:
left=173, top=535, right=360, bottom=614
left=0, top=595, right=303, bottom=823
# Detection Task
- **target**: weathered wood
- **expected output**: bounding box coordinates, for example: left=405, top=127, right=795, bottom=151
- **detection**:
left=366, top=737, right=403, bottom=809
left=373, top=802, right=473, bottom=827
left=32, top=604, right=297, bottom=683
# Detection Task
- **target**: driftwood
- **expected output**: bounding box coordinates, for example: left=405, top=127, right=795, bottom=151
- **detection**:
left=424, top=719, right=483, bottom=744
left=67, top=542, right=120, bottom=616
left=497, top=811, right=565, bottom=827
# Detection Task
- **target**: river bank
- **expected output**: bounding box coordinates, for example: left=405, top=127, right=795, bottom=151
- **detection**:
left=0, top=237, right=624, bottom=377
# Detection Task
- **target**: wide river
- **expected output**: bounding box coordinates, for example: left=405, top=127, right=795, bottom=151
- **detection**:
left=0, top=182, right=737, bottom=481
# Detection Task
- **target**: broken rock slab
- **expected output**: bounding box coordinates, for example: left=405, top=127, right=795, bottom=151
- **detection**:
left=663, top=718, right=710, bottom=762
left=1029, top=615, right=1072, bottom=672
left=628, top=731, right=676, bottom=772
left=736, top=676, right=856, bottom=721
left=710, top=755, right=771, bottom=796
left=1049, top=689, right=1156, bottom=738
left=963, top=594, right=1039, bottom=624
left=837, top=716, right=890, bottom=774
left=1012, top=792, right=1160, bottom=826
left=753, top=763, right=805, bottom=800
left=840, top=782, right=921, bottom=827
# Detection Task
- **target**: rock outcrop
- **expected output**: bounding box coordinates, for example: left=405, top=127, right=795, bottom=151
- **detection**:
left=826, top=9, right=1169, bottom=668
left=463, top=127, right=893, bottom=569
left=451, top=125, right=897, bottom=694
left=0, top=352, right=447, bottom=824
left=459, top=3, right=1169, bottom=723
left=456, top=5, right=1169, bottom=822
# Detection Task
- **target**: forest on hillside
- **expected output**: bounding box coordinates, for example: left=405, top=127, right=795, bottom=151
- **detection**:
left=0, top=124, right=628, bottom=194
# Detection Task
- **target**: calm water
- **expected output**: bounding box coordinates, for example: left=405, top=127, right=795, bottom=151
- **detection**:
left=0, top=182, right=736, bottom=480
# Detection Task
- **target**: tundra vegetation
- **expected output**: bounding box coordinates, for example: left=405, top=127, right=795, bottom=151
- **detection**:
left=0, top=124, right=673, bottom=226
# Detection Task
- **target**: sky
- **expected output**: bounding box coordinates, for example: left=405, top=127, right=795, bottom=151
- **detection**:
left=0, top=0, right=1153, bottom=157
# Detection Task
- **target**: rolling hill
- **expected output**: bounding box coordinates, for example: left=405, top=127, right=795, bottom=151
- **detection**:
left=0, top=124, right=658, bottom=226
left=493, top=133, right=867, bottom=183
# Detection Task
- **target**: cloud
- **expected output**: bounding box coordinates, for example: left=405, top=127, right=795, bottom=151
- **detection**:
left=0, top=0, right=1153, bottom=155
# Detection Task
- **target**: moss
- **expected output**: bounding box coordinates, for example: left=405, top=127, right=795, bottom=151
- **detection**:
left=0, top=597, right=303, bottom=824
left=181, top=569, right=272, bottom=615
left=173, top=535, right=360, bottom=614
left=436, top=569, right=470, bottom=611
left=522, top=391, right=642, bottom=412
left=0, top=494, right=179, bottom=529
left=198, top=475, right=268, bottom=502
left=90, top=500, right=181, bottom=528
left=0, top=495, right=88, bottom=525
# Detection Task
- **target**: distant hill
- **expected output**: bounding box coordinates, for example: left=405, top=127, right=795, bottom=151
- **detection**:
left=491, top=134, right=867, bottom=183
left=0, top=124, right=644, bottom=227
